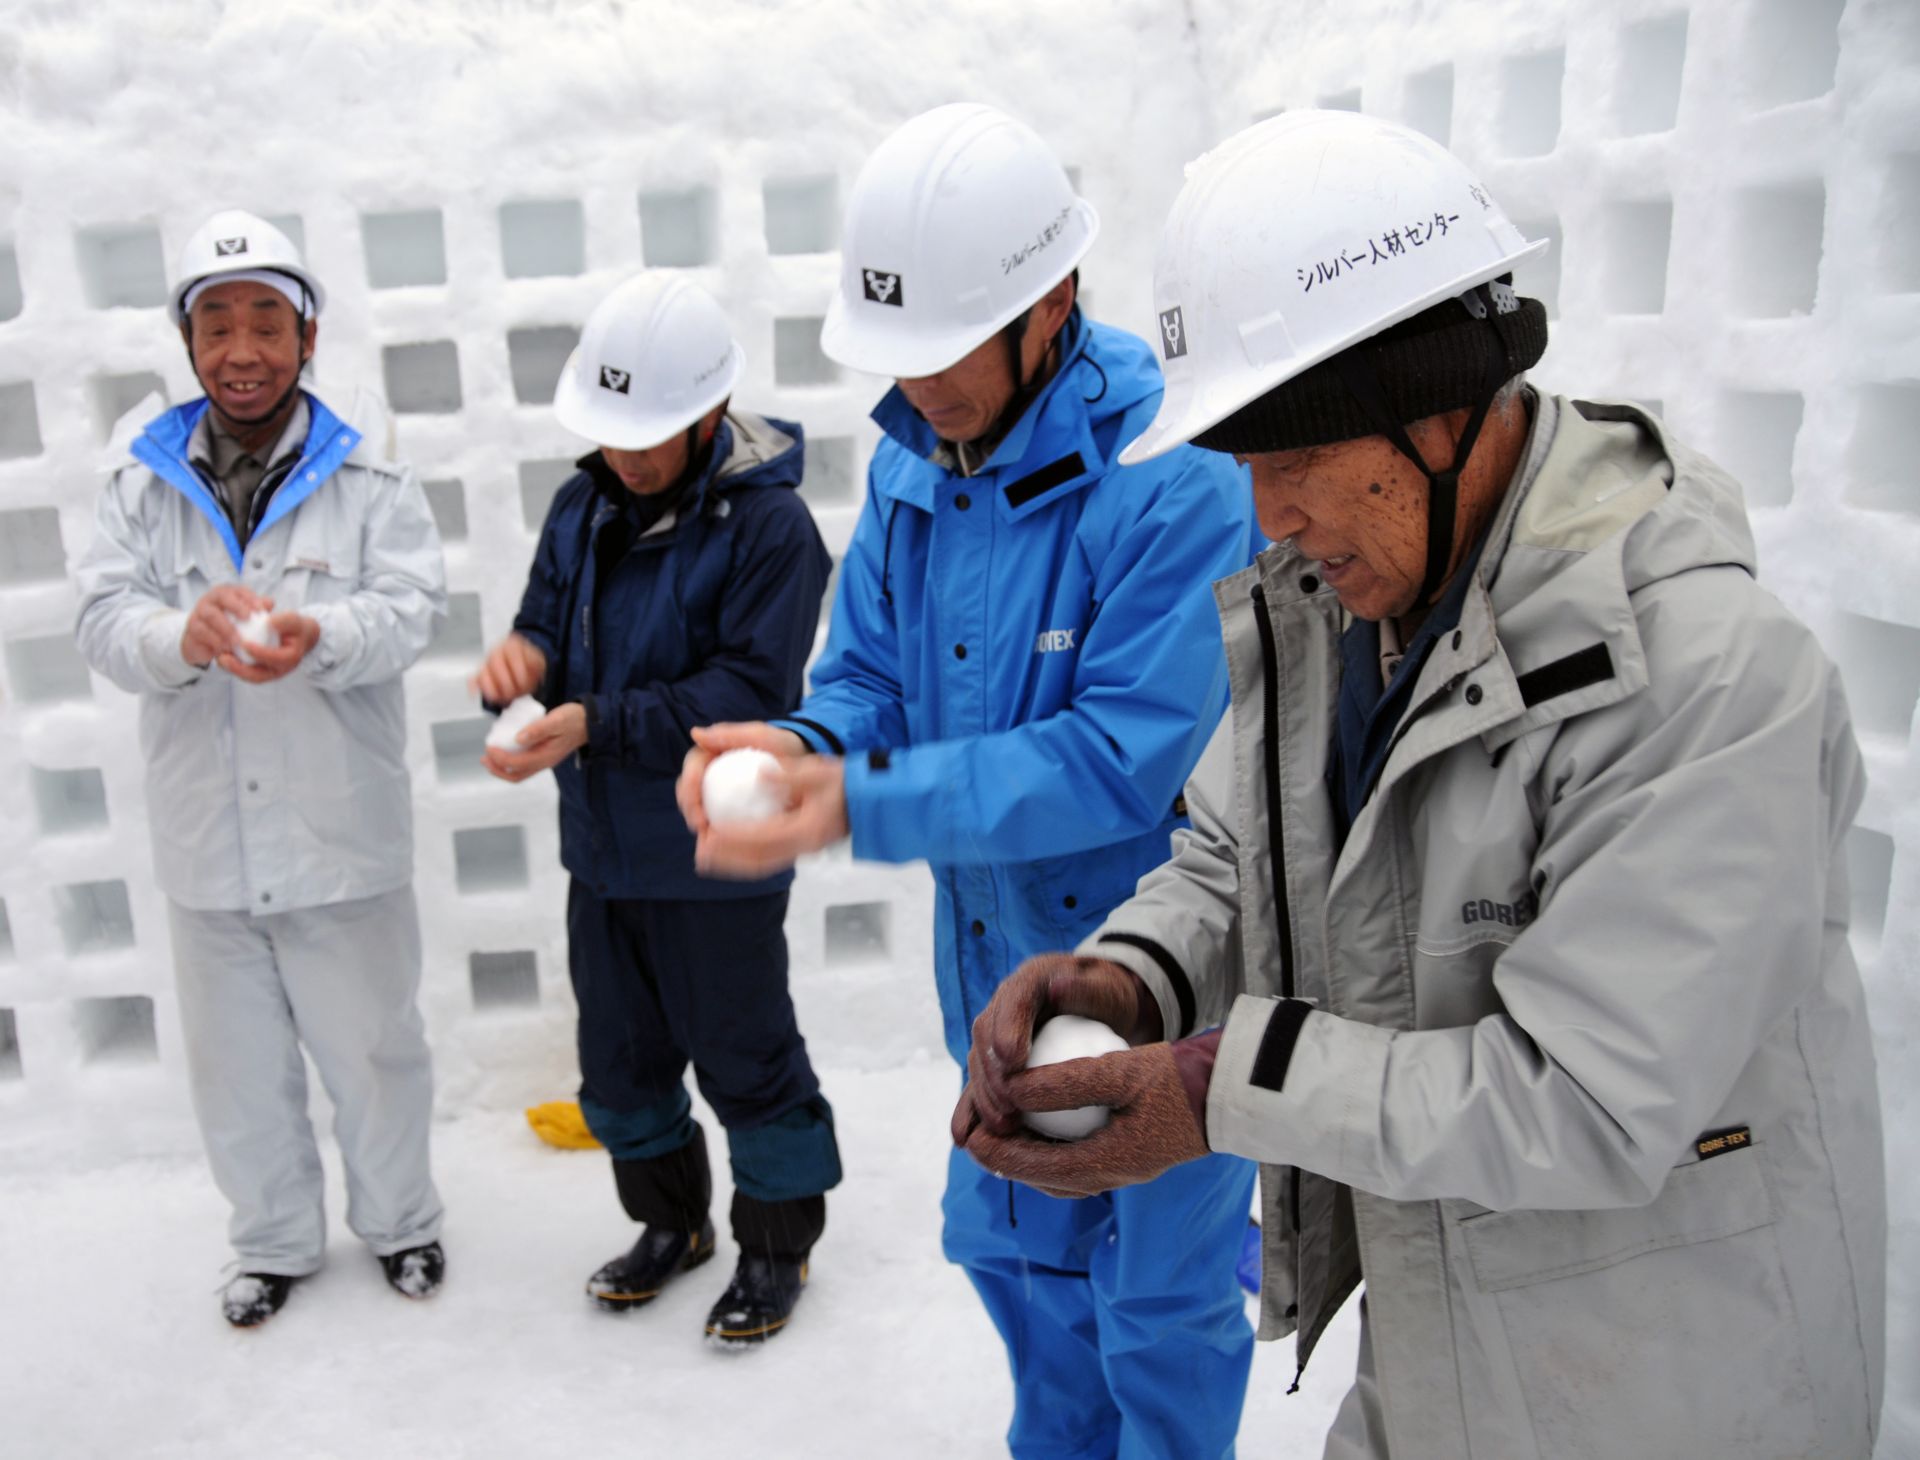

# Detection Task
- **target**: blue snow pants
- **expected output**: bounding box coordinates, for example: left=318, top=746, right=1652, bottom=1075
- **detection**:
left=567, top=881, right=839, bottom=1201
left=943, top=1140, right=1256, bottom=1460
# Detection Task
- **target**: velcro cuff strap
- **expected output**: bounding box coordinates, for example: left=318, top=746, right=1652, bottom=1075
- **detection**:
left=1248, top=999, right=1314, bottom=1093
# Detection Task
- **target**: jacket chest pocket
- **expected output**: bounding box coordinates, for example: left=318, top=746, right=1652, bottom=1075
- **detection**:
left=272, top=508, right=365, bottom=608
left=1453, top=1149, right=1817, bottom=1457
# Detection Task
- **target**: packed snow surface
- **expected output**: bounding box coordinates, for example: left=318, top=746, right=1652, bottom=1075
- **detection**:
left=701, top=747, right=786, bottom=826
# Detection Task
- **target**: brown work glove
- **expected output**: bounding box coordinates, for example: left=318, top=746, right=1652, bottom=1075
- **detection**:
left=949, top=953, right=1164, bottom=1146
left=961, top=1039, right=1213, bottom=1199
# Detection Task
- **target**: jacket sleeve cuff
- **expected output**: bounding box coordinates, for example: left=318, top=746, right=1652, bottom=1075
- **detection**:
left=769, top=716, right=845, bottom=756
left=1206, top=996, right=1392, bottom=1184
left=304, top=602, right=361, bottom=681
left=1077, top=930, right=1198, bottom=1041
left=138, top=607, right=202, bottom=689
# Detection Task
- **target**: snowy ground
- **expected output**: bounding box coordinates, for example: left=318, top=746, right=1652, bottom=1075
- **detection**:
left=0, top=1060, right=1359, bottom=1460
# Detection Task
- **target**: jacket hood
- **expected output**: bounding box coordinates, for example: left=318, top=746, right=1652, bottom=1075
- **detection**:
left=714, top=410, right=804, bottom=492
left=868, top=308, right=1165, bottom=468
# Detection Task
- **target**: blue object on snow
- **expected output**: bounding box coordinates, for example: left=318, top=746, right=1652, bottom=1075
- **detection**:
left=1238, top=1216, right=1262, bottom=1295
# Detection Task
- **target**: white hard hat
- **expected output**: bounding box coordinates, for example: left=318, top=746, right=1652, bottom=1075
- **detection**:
left=820, top=103, right=1099, bottom=379
left=169, top=210, right=325, bottom=326
left=552, top=273, right=745, bottom=451
left=1120, top=110, right=1547, bottom=466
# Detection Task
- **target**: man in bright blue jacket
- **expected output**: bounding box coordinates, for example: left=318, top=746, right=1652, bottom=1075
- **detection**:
left=682, top=107, right=1259, bottom=1458
left=474, top=275, right=839, bottom=1347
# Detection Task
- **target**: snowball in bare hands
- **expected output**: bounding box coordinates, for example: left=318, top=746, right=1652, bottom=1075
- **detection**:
left=702, top=748, right=785, bottom=825
left=485, top=696, right=546, bottom=750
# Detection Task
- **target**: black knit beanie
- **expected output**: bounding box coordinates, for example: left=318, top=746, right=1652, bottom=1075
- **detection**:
left=1193, top=283, right=1548, bottom=455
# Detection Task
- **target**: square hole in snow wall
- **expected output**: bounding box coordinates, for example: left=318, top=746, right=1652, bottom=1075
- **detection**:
left=1846, top=825, right=1894, bottom=946
left=53, top=880, right=135, bottom=957
left=763, top=175, right=839, bottom=256
left=0, top=507, right=66, bottom=584
left=422, top=479, right=468, bottom=541
left=824, top=901, right=891, bottom=966
left=432, top=717, right=494, bottom=782
left=30, top=766, right=108, bottom=836
left=802, top=436, right=857, bottom=507
left=508, top=325, right=580, bottom=406
left=0, top=1007, right=19, bottom=1080
left=470, top=950, right=539, bottom=1010
left=1744, top=0, right=1842, bottom=110
left=74, top=224, right=168, bottom=309
left=1712, top=390, right=1803, bottom=509
left=0, top=380, right=44, bottom=459
left=90, top=370, right=168, bottom=442
left=774, top=317, right=837, bottom=386
left=362, top=209, right=448, bottom=289
left=1615, top=14, right=1688, bottom=136
left=74, top=994, right=156, bottom=1065
left=262, top=215, right=306, bottom=254
left=1875, top=155, right=1920, bottom=293
left=1498, top=49, right=1564, bottom=157
left=1404, top=64, right=1452, bottom=144
left=5, top=634, right=92, bottom=704
left=1828, top=612, right=1920, bottom=743
left=0, top=242, right=21, bottom=322
left=1727, top=183, right=1824, bottom=317
left=1596, top=198, right=1672, bottom=315
left=426, top=592, right=483, bottom=661
left=500, top=199, right=586, bottom=279
left=383, top=341, right=463, bottom=414
left=640, top=187, right=718, bottom=268
left=1844, top=382, right=1920, bottom=512
left=453, top=825, right=530, bottom=895
left=1317, top=89, right=1361, bottom=112
left=519, top=457, right=576, bottom=531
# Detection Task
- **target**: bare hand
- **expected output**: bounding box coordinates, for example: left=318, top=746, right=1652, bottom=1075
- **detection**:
left=691, top=742, right=846, bottom=879
left=181, top=584, right=273, bottom=669
left=676, top=722, right=809, bottom=839
left=482, top=703, right=587, bottom=782
left=218, top=611, right=319, bottom=684
left=470, top=633, right=549, bottom=707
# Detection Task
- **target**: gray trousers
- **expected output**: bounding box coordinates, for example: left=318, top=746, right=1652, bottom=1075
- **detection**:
left=168, top=886, right=442, bottom=1275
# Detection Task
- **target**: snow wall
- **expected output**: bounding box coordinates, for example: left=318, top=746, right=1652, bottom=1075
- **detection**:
left=0, top=0, right=1913, bottom=1447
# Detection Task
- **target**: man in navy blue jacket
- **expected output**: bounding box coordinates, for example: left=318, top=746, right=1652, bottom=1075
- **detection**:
left=474, top=274, right=837, bottom=1346
left=682, top=108, right=1261, bottom=1456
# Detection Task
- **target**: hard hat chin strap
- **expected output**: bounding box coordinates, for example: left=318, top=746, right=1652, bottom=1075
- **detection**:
left=1330, top=283, right=1515, bottom=606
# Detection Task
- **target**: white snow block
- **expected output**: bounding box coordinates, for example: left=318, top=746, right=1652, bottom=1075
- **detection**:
left=1022, top=1014, right=1128, bottom=1142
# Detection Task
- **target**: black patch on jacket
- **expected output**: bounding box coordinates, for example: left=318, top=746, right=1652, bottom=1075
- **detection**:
left=1516, top=643, right=1613, bottom=708
left=1003, top=453, right=1086, bottom=509
left=1248, top=999, right=1314, bottom=1093
left=1695, top=1126, right=1751, bottom=1161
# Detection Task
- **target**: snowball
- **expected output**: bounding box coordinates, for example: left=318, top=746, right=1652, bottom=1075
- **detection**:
left=702, top=748, right=786, bottom=825
left=233, top=609, right=278, bottom=665
left=1021, top=1014, right=1129, bottom=1142
left=485, top=696, right=547, bottom=750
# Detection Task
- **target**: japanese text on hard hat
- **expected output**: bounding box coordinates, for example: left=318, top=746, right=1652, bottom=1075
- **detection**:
left=1297, top=211, right=1464, bottom=293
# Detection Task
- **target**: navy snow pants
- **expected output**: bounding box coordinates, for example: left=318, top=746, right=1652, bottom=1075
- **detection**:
left=567, top=881, right=840, bottom=1250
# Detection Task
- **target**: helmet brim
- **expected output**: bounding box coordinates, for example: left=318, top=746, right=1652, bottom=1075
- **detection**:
left=551, top=342, right=743, bottom=451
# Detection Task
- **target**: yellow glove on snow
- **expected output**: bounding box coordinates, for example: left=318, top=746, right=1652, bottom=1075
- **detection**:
left=525, top=1100, right=602, bottom=1150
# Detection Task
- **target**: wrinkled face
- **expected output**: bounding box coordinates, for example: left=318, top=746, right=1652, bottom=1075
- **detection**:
left=600, top=404, right=722, bottom=495
left=185, top=280, right=313, bottom=429
left=1239, top=418, right=1459, bottom=623
left=895, top=274, right=1075, bottom=444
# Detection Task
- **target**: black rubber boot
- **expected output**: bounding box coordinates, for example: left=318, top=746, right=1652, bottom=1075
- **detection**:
left=588, top=1130, right=715, bottom=1312
left=704, top=1191, right=826, bottom=1347
left=221, top=1272, right=295, bottom=1328
left=587, top=1218, right=717, bottom=1311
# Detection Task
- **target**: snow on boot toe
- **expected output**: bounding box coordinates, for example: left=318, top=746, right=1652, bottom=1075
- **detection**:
left=703, top=1253, right=807, bottom=1347
left=222, top=1272, right=294, bottom=1328
left=380, top=1241, right=446, bottom=1300
left=586, top=1220, right=715, bottom=1311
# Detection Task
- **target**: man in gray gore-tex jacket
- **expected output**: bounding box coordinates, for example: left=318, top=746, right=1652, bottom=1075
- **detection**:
left=954, top=114, right=1886, bottom=1458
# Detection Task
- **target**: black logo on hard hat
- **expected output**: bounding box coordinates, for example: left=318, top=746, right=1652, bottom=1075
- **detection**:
left=1159, top=307, right=1188, bottom=361
left=862, top=269, right=904, bottom=307
left=215, top=238, right=249, bottom=257
left=598, top=366, right=631, bottom=394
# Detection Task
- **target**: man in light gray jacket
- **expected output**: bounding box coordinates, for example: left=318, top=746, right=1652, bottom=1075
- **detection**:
left=74, top=210, right=448, bottom=1328
left=955, top=113, right=1885, bottom=1458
